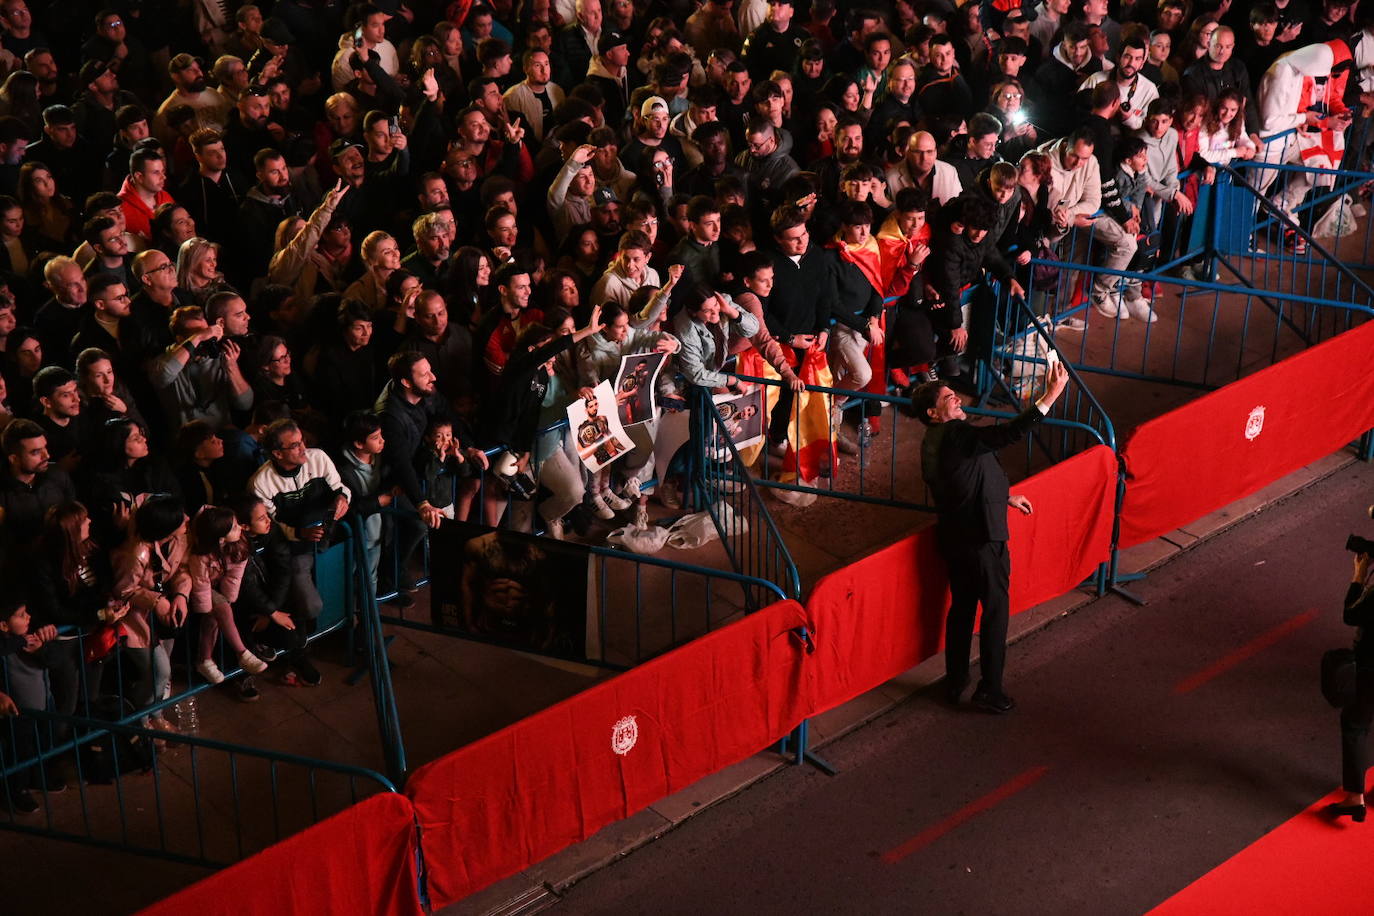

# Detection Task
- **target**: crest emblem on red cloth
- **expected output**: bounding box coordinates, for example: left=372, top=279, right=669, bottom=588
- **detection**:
left=1245, top=406, right=1266, bottom=441
left=611, top=715, right=638, bottom=756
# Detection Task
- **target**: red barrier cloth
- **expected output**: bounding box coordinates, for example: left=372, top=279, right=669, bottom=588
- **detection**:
left=138, top=792, right=421, bottom=916
left=407, top=599, right=811, bottom=909
left=1006, top=444, right=1117, bottom=611
left=1146, top=790, right=1369, bottom=916
left=803, top=444, right=1117, bottom=714
left=1119, top=321, right=1374, bottom=549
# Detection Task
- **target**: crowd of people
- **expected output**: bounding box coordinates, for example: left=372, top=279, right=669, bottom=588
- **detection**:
left=1, top=0, right=1373, bottom=811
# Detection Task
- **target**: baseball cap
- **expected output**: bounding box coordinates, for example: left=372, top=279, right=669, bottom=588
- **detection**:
left=261, top=17, right=295, bottom=45
left=329, top=137, right=365, bottom=159
left=592, top=186, right=620, bottom=208
left=640, top=95, right=669, bottom=118
left=79, top=58, right=112, bottom=86
left=597, top=30, right=629, bottom=55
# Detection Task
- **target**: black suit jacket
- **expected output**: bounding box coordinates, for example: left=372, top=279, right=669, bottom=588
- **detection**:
left=921, top=407, right=1043, bottom=545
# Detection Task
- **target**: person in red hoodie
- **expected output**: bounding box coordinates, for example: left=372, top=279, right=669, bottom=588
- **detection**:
left=117, top=145, right=175, bottom=241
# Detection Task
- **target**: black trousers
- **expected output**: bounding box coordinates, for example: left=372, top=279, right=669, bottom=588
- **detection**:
left=1341, top=665, right=1374, bottom=793
left=940, top=538, right=1011, bottom=694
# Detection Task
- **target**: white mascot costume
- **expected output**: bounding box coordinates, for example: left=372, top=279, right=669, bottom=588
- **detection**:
left=1257, top=40, right=1354, bottom=218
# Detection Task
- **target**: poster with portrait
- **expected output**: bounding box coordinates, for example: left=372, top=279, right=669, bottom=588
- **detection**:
left=567, top=380, right=635, bottom=471
left=714, top=388, right=766, bottom=451
left=428, top=521, right=596, bottom=661
left=612, top=350, right=667, bottom=427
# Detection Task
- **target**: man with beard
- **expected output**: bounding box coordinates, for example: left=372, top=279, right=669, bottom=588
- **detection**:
left=237, top=148, right=303, bottom=284
left=402, top=212, right=451, bottom=290
left=623, top=96, right=688, bottom=177
left=1078, top=38, right=1159, bottom=131
left=812, top=114, right=868, bottom=202
left=223, top=86, right=278, bottom=177
left=71, top=58, right=141, bottom=156
left=376, top=351, right=478, bottom=530
left=155, top=53, right=225, bottom=145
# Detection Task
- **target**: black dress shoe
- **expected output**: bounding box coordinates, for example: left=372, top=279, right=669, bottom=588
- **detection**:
left=1325, top=802, right=1367, bottom=822
left=943, top=679, right=969, bottom=706
left=971, top=689, right=1016, bottom=714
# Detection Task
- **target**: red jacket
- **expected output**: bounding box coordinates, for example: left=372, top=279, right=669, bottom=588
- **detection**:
left=117, top=176, right=175, bottom=240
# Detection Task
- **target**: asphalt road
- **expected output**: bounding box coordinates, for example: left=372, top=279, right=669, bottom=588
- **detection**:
left=552, top=459, right=1374, bottom=916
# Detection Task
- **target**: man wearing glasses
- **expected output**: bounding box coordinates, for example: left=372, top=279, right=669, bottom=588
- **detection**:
left=249, top=418, right=351, bottom=629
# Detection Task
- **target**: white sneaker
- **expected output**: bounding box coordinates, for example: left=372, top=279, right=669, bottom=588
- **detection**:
left=238, top=650, right=268, bottom=675
left=602, top=489, right=632, bottom=510
left=1125, top=296, right=1158, bottom=323
left=197, top=659, right=226, bottom=685
left=622, top=477, right=642, bottom=499
left=632, top=505, right=649, bottom=529
left=589, top=492, right=616, bottom=519
left=1092, top=296, right=1127, bottom=319
left=1055, top=316, right=1087, bottom=332
left=545, top=517, right=565, bottom=540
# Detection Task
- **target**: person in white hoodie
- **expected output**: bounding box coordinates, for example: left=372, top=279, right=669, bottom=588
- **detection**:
left=1037, top=129, right=1139, bottom=320
left=1257, top=40, right=1356, bottom=220
left=330, top=5, right=400, bottom=92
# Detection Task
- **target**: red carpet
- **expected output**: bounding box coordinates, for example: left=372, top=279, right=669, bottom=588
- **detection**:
left=1147, top=790, right=1373, bottom=915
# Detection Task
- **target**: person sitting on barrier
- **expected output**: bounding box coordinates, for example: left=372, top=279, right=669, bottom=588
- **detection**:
left=824, top=199, right=886, bottom=454
left=1135, top=100, right=1188, bottom=241
left=672, top=284, right=758, bottom=393
left=1257, top=39, right=1357, bottom=235
left=924, top=196, right=1022, bottom=386
left=229, top=494, right=320, bottom=687
left=416, top=417, right=480, bottom=524
left=482, top=307, right=605, bottom=535
left=910, top=358, right=1070, bottom=714
left=1095, top=137, right=1158, bottom=322
left=577, top=301, right=679, bottom=527
left=1198, top=89, right=1258, bottom=165
left=186, top=505, right=269, bottom=687
left=249, top=418, right=350, bottom=631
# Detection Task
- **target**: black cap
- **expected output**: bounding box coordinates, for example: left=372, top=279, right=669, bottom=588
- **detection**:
left=329, top=137, right=364, bottom=159
left=261, top=17, right=295, bottom=45
left=597, top=30, right=629, bottom=55
left=79, top=58, right=112, bottom=86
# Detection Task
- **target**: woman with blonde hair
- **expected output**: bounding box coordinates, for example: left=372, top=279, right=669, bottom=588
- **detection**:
left=176, top=236, right=231, bottom=305
left=342, top=229, right=401, bottom=313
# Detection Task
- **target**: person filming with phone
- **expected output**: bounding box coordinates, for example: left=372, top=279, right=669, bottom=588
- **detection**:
left=911, top=359, right=1070, bottom=715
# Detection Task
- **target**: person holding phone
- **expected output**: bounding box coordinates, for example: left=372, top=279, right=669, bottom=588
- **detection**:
left=330, top=6, right=399, bottom=92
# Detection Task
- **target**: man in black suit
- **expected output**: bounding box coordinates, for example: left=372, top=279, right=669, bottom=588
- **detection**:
left=912, top=360, right=1070, bottom=714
